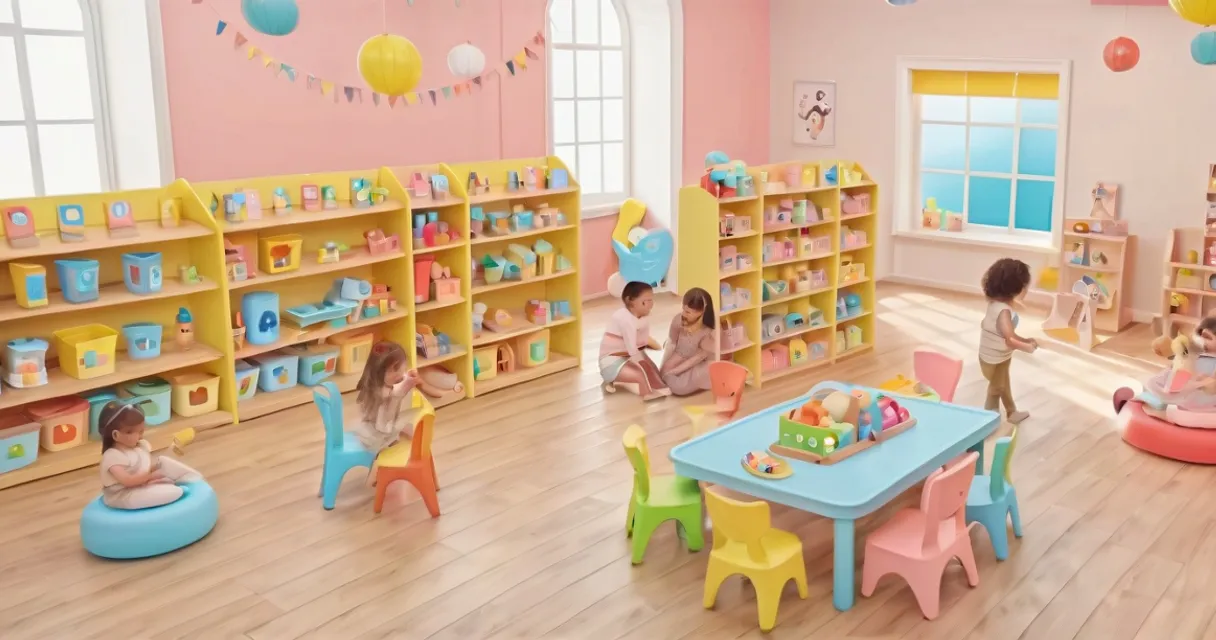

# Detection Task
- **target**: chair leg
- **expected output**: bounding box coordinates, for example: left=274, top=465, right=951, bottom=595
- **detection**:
left=432, top=460, right=440, bottom=491
left=677, top=505, right=704, bottom=552
left=626, top=495, right=636, bottom=538
left=790, top=556, right=809, bottom=599
left=318, top=463, right=328, bottom=499
left=755, top=576, right=788, bottom=632
left=372, top=471, right=390, bottom=514
left=982, top=509, right=1010, bottom=561
left=1009, top=490, right=1023, bottom=538
left=906, top=564, right=945, bottom=620
left=956, top=538, right=980, bottom=587
left=411, top=468, right=440, bottom=518
left=630, top=511, right=663, bottom=565
left=703, top=559, right=731, bottom=609
left=860, top=546, right=883, bottom=597
left=322, top=464, right=346, bottom=510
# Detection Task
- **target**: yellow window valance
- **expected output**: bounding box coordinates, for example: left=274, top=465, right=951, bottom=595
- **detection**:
left=910, top=70, right=1059, bottom=100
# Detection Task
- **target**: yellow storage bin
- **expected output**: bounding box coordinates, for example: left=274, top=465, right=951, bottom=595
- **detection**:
left=327, top=331, right=374, bottom=375
left=52, top=324, right=118, bottom=380
left=259, top=233, right=303, bottom=274
left=166, top=372, right=220, bottom=417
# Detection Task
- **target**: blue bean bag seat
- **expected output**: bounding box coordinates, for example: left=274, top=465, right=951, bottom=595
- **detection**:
left=80, top=481, right=219, bottom=559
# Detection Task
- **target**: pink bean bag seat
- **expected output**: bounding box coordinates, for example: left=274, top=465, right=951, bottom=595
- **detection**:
left=1118, top=401, right=1216, bottom=464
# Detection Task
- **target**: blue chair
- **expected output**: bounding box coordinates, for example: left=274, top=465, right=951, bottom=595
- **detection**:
left=81, top=481, right=218, bottom=559
left=965, top=431, right=1022, bottom=560
left=314, top=380, right=375, bottom=510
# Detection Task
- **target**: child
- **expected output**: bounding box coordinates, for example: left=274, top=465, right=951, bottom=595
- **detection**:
left=1117, top=317, right=1216, bottom=413
left=661, top=287, right=716, bottom=396
left=600, top=281, right=670, bottom=400
left=979, top=258, right=1037, bottom=423
left=99, top=402, right=203, bottom=509
left=354, top=341, right=423, bottom=453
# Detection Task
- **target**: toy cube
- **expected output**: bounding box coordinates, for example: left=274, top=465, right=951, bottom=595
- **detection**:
left=27, top=396, right=88, bottom=452
left=166, top=372, right=220, bottom=417
left=525, top=300, right=550, bottom=324
left=250, top=352, right=300, bottom=392
left=53, top=324, right=117, bottom=379
left=284, top=344, right=339, bottom=386
left=122, top=377, right=172, bottom=426
left=235, top=360, right=260, bottom=402
left=761, top=314, right=785, bottom=340
left=54, top=258, right=99, bottom=303
left=0, top=412, right=40, bottom=474
left=736, top=287, right=753, bottom=307
left=121, top=323, right=163, bottom=361
left=516, top=329, right=550, bottom=368
left=9, top=263, right=47, bottom=309
left=719, top=245, right=738, bottom=271
left=259, top=234, right=303, bottom=274
left=3, top=338, right=48, bottom=388
left=121, top=252, right=163, bottom=295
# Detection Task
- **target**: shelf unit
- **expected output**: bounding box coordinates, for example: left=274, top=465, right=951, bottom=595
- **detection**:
left=677, top=160, right=879, bottom=387
left=1161, top=227, right=1216, bottom=336
left=1056, top=218, right=1136, bottom=334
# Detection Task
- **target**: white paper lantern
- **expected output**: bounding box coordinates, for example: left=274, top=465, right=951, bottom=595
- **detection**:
left=447, top=42, right=486, bottom=79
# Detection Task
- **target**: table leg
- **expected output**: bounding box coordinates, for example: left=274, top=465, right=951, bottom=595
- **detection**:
left=969, top=440, right=985, bottom=475
left=833, top=518, right=855, bottom=611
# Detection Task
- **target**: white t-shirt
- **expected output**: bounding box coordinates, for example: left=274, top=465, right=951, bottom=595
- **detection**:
left=100, top=440, right=153, bottom=496
left=979, top=301, right=1015, bottom=364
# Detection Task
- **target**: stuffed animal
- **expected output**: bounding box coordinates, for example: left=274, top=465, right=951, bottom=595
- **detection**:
left=416, top=366, right=465, bottom=398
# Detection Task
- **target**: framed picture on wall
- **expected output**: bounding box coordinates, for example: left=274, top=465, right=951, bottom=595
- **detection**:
left=793, top=81, right=836, bottom=147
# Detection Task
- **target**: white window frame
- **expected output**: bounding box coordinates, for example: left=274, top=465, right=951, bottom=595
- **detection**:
left=546, top=0, right=632, bottom=217
left=0, top=0, right=114, bottom=197
left=893, top=57, right=1071, bottom=253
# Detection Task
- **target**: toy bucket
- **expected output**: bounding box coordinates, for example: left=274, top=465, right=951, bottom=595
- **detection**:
left=122, top=323, right=163, bottom=360
left=121, top=252, right=164, bottom=295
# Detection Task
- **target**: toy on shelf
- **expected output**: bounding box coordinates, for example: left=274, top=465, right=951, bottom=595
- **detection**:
left=0, top=412, right=39, bottom=474
left=468, top=172, right=491, bottom=195
left=9, top=263, right=47, bottom=309
left=122, top=323, right=163, bottom=360
left=1065, top=241, right=1088, bottom=266
left=28, top=396, right=88, bottom=452
left=242, top=292, right=280, bottom=346
left=3, top=338, right=48, bottom=387
left=122, top=378, right=172, bottom=426
left=482, top=307, right=514, bottom=332
left=840, top=255, right=866, bottom=284
left=470, top=206, right=486, bottom=237
left=846, top=325, right=864, bottom=350
left=3, top=206, right=38, bottom=249
left=250, top=351, right=300, bottom=392
left=506, top=243, right=537, bottom=280
left=741, top=450, right=792, bottom=479
left=234, top=360, right=259, bottom=402
left=122, top=252, right=163, bottom=295
left=284, top=344, right=338, bottom=386
left=762, top=344, right=790, bottom=373
left=719, top=213, right=753, bottom=238
left=547, top=167, right=569, bottom=189
left=272, top=187, right=291, bottom=212
left=430, top=174, right=450, bottom=200
left=841, top=226, right=868, bottom=250
left=1090, top=182, right=1119, bottom=219
left=301, top=184, right=321, bottom=211
left=328, top=331, right=373, bottom=375
left=57, top=203, right=85, bottom=242
left=259, top=234, right=303, bottom=274
left=159, top=198, right=181, bottom=227
left=351, top=178, right=372, bottom=208
left=416, top=325, right=454, bottom=360
left=317, top=242, right=343, bottom=264
left=53, top=324, right=117, bottom=379
left=321, top=186, right=339, bottom=210
left=525, top=299, right=550, bottom=324
left=365, top=228, right=401, bottom=255
left=721, top=318, right=747, bottom=352
left=841, top=193, right=871, bottom=216
left=82, top=389, right=116, bottom=440
left=506, top=170, right=521, bottom=191
left=516, top=329, right=550, bottom=367
left=245, top=190, right=263, bottom=219
left=700, top=151, right=749, bottom=199
left=179, top=265, right=202, bottom=285
left=55, top=258, right=99, bottom=303
left=416, top=366, right=465, bottom=398
left=223, top=192, right=247, bottom=223
left=224, top=240, right=255, bottom=282
left=232, top=313, right=246, bottom=350
left=175, top=307, right=195, bottom=351
left=473, top=343, right=515, bottom=380
left=410, top=172, right=431, bottom=198
left=1043, top=280, right=1096, bottom=351
left=771, top=385, right=916, bottom=465
left=106, top=201, right=137, bottom=238
left=430, top=262, right=461, bottom=302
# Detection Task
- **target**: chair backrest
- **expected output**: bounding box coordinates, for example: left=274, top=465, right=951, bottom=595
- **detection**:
left=987, top=429, right=1017, bottom=498
left=705, top=489, right=773, bottom=563
left=312, top=381, right=344, bottom=451
left=622, top=425, right=651, bottom=500
left=919, top=451, right=978, bottom=550
left=410, top=413, right=434, bottom=461
left=913, top=348, right=964, bottom=403
left=709, top=361, right=749, bottom=417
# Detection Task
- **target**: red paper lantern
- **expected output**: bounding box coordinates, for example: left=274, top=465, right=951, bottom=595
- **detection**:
left=1103, top=37, right=1140, bottom=72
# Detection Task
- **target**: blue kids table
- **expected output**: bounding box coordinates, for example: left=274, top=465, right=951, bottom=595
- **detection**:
left=669, top=381, right=1000, bottom=611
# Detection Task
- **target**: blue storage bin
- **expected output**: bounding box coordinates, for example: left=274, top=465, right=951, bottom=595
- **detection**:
left=234, top=359, right=260, bottom=402
left=122, top=377, right=171, bottom=426
left=0, top=411, right=39, bottom=474
left=83, top=388, right=118, bottom=441
left=241, top=291, right=280, bottom=346
left=285, top=344, right=339, bottom=386
left=54, top=258, right=99, bottom=304
left=250, top=352, right=299, bottom=392
left=121, top=252, right=163, bottom=295
left=122, top=323, right=163, bottom=360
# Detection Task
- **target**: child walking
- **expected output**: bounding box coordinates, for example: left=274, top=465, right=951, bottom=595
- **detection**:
left=661, top=287, right=716, bottom=396
left=980, top=258, right=1037, bottom=423
left=354, top=341, right=423, bottom=454
left=99, top=402, right=204, bottom=509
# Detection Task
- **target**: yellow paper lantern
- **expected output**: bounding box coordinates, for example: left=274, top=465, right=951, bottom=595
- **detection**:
left=358, top=34, right=423, bottom=96
left=1171, top=0, right=1216, bottom=26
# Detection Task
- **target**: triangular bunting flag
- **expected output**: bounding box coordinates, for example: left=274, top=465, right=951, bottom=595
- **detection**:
left=216, top=21, right=227, bottom=36
left=344, top=87, right=355, bottom=102
left=514, top=52, right=528, bottom=69
left=472, top=76, right=482, bottom=88
left=281, top=64, right=296, bottom=82
left=534, top=31, right=546, bottom=45
left=505, top=60, right=516, bottom=75
left=192, top=0, right=204, bottom=4
left=372, top=93, right=381, bottom=106
left=428, top=90, right=438, bottom=105
left=453, top=84, right=462, bottom=96
left=355, top=88, right=363, bottom=102
left=406, top=93, right=419, bottom=105
left=442, top=86, right=453, bottom=98
left=389, top=95, right=400, bottom=108
left=247, top=46, right=260, bottom=61
left=524, top=47, right=539, bottom=60
left=234, top=32, right=248, bottom=48
left=262, top=55, right=275, bottom=68
left=321, top=81, right=334, bottom=96
left=307, top=74, right=316, bottom=89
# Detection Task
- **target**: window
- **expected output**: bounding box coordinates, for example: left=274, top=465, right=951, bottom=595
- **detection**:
left=895, top=60, right=1070, bottom=249
left=548, top=0, right=629, bottom=208
left=0, top=0, right=109, bottom=198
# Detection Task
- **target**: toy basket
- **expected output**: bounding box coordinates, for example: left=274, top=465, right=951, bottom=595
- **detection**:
left=770, top=386, right=917, bottom=466
left=0, top=411, right=39, bottom=474
left=720, top=318, right=747, bottom=352
left=27, top=396, right=88, bottom=452
left=166, top=372, right=219, bottom=417
left=258, top=234, right=303, bottom=274
left=52, top=324, right=118, bottom=379
left=122, top=377, right=172, bottom=426
left=235, top=360, right=260, bottom=402
left=121, top=252, right=164, bottom=295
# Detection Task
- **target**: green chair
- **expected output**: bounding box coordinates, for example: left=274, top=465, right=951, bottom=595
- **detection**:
left=623, top=424, right=704, bottom=564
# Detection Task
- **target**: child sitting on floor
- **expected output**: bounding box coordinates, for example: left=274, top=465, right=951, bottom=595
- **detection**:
left=1120, top=318, right=1216, bottom=413
left=99, top=402, right=204, bottom=510
left=661, top=287, right=716, bottom=396
left=600, top=281, right=670, bottom=401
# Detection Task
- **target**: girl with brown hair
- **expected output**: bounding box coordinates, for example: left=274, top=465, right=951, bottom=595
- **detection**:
left=661, top=287, right=716, bottom=396
left=98, top=402, right=203, bottom=509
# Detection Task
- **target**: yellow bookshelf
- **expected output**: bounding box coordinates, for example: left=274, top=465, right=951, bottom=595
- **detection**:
left=678, top=160, right=879, bottom=387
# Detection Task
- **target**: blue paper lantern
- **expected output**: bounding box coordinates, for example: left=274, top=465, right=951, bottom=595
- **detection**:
left=1193, top=31, right=1216, bottom=65
left=241, top=0, right=299, bottom=37
left=886, top=0, right=918, bottom=5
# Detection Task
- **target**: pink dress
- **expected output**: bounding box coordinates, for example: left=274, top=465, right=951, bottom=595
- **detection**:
left=661, top=316, right=713, bottom=396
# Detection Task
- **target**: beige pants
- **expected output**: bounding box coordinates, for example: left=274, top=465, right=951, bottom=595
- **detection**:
left=103, top=457, right=203, bottom=510
left=980, top=358, right=1017, bottom=415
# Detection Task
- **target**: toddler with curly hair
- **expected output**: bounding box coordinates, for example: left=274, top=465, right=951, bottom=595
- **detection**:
left=979, top=258, right=1037, bottom=423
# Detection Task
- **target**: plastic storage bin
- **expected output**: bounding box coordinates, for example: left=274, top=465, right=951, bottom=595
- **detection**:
left=258, top=234, right=303, bottom=274
left=0, top=411, right=39, bottom=474
left=27, top=396, right=88, bottom=452
left=3, top=337, right=48, bottom=388
left=54, top=258, right=100, bottom=303
left=250, top=352, right=300, bottom=392
left=166, top=373, right=219, bottom=417
left=122, top=323, right=163, bottom=360
left=234, top=360, right=260, bottom=402
left=241, top=291, right=280, bottom=346
left=83, top=388, right=118, bottom=441
left=121, top=252, right=164, bottom=295
left=328, top=332, right=374, bottom=375
left=284, top=344, right=339, bottom=386
left=9, top=263, right=48, bottom=309
left=52, top=324, right=118, bottom=379
left=122, top=378, right=172, bottom=426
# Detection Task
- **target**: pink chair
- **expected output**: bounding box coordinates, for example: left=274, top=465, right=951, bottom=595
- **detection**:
left=708, top=361, right=748, bottom=418
left=913, top=348, right=963, bottom=403
left=860, top=452, right=980, bottom=620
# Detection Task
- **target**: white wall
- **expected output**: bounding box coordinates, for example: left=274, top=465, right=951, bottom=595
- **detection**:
left=769, top=0, right=1216, bottom=318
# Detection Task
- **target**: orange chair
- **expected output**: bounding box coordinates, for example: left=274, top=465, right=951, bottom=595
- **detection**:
left=913, top=348, right=963, bottom=403
left=373, top=402, right=440, bottom=517
left=708, top=361, right=749, bottom=418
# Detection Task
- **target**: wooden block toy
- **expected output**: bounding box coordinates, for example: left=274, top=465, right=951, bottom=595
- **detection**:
left=321, top=185, right=338, bottom=209
left=556, top=255, right=573, bottom=272
left=105, top=201, right=137, bottom=237
left=473, top=346, right=497, bottom=381
left=534, top=238, right=555, bottom=275
left=3, top=206, right=38, bottom=248
left=432, top=273, right=461, bottom=302
left=552, top=299, right=571, bottom=319
left=365, top=228, right=401, bottom=254
left=57, top=203, right=85, bottom=242
left=506, top=171, right=521, bottom=191
left=515, top=329, right=550, bottom=368
left=351, top=178, right=372, bottom=208
left=301, top=184, right=321, bottom=211
left=9, top=263, right=47, bottom=309
left=506, top=244, right=537, bottom=279
left=525, top=300, right=550, bottom=324
left=245, top=190, right=263, bottom=219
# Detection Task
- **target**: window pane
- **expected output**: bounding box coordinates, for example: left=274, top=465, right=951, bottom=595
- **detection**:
left=555, top=144, right=577, bottom=180
left=602, top=50, right=623, bottom=98
left=574, top=0, right=600, bottom=44
left=26, top=35, right=94, bottom=121
left=0, top=37, right=24, bottom=120
left=575, top=50, right=600, bottom=97
left=602, top=98, right=623, bottom=141
left=1015, top=179, right=1054, bottom=232
left=968, top=126, right=1014, bottom=174
left=967, top=176, right=1012, bottom=227
left=604, top=142, right=624, bottom=193
left=920, top=95, right=965, bottom=122
left=0, top=0, right=12, bottom=24
left=1018, top=128, right=1057, bottom=177
left=1021, top=99, right=1058, bottom=125
left=0, top=126, right=34, bottom=198
left=18, top=0, right=82, bottom=30
left=969, top=97, right=1016, bottom=124
left=550, top=0, right=573, bottom=44
left=600, top=0, right=621, bottom=46
left=920, top=124, right=965, bottom=171
left=579, top=143, right=602, bottom=194
left=577, top=100, right=601, bottom=143
left=553, top=100, right=575, bottom=145
left=38, top=123, right=100, bottom=195
left=921, top=172, right=964, bottom=214
left=551, top=49, right=574, bottom=99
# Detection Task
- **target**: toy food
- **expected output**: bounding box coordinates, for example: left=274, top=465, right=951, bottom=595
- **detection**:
left=742, top=450, right=792, bottom=479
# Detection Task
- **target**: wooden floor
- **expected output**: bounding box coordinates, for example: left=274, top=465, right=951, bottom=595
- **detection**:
left=3, top=283, right=1214, bottom=640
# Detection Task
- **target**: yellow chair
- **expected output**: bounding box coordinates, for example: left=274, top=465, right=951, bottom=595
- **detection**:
left=703, top=490, right=808, bottom=632
left=622, top=425, right=704, bottom=564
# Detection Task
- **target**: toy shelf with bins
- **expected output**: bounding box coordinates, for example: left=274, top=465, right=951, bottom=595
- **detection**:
left=0, top=182, right=235, bottom=489
left=1161, top=227, right=1215, bottom=336
left=677, top=160, right=880, bottom=387
left=447, top=157, right=583, bottom=399
left=1058, top=218, right=1136, bottom=334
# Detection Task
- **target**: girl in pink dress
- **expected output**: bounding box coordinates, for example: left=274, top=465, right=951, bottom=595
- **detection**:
left=600, top=282, right=670, bottom=400
left=661, top=287, right=716, bottom=396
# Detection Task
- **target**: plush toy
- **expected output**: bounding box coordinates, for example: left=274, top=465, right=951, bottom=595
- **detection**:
left=416, top=366, right=465, bottom=398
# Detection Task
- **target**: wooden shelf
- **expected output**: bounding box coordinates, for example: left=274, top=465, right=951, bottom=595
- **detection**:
left=1168, top=286, right=1216, bottom=299
left=762, top=219, right=835, bottom=235
left=717, top=194, right=758, bottom=204
left=1171, top=313, right=1200, bottom=326
left=722, top=340, right=754, bottom=355
left=762, top=323, right=832, bottom=346
left=414, top=240, right=466, bottom=255
left=468, top=186, right=578, bottom=206
left=761, top=286, right=835, bottom=308
left=417, top=346, right=468, bottom=367
left=1064, top=263, right=1122, bottom=274
left=228, top=249, right=404, bottom=290
left=0, top=410, right=234, bottom=491
left=840, top=211, right=875, bottom=222
left=763, top=252, right=835, bottom=268
left=472, top=315, right=576, bottom=348
left=471, top=269, right=576, bottom=295
left=720, top=265, right=759, bottom=280
left=410, top=198, right=464, bottom=211
left=722, top=303, right=758, bottom=317
left=1063, top=232, right=1128, bottom=244
left=839, top=277, right=872, bottom=289
left=836, top=343, right=875, bottom=360
left=841, top=242, right=873, bottom=252
left=471, top=224, right=575, bottom=246
left=761, top=357, right=832, bottom=382
left=0, top=344, right=223, bottom=412
left=217, top=201, right=404, bottom=234
left=473, top=353, right=578, bottom=395
left=838, top=310, right=874, bottom=323
left=0, top=220, right=213, bottom=262
left=719, top=230, right=759, bottom=242
left=416, top=296, right=465, bottom=313
left=1170, top=261, right=1216, bottom=273
left=239, top=372, right=360, bottom=421
left=0, top=277, right=217, bottom=323
left=762, top=184, right=837, bottom=197
left=234, top=309, right=408, bottom=360
left=840, top=181, right=877, bottom=189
